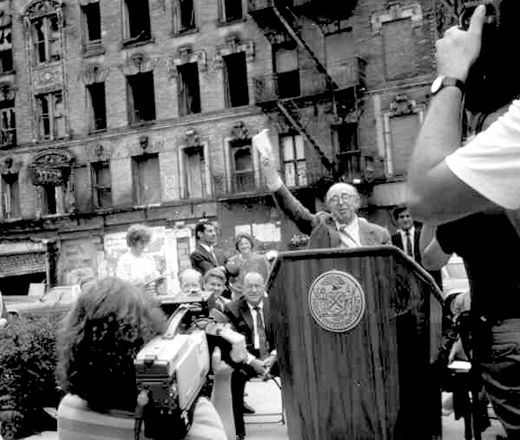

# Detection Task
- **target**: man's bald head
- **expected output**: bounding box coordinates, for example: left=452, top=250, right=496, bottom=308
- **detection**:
left=325, top=182, right=360, bottom=224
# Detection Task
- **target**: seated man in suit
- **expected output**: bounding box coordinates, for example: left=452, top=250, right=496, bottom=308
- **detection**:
left=253, top=129, right=390, bottom=249
left=223, top=271, right=277, bottom=440
left=190, top=220, right=228, bottom=275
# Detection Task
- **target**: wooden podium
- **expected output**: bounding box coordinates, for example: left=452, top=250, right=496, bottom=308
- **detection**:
left=267, top=246, right=443, bottom=440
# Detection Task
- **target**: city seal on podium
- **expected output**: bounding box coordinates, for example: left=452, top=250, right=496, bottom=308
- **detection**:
left=308, top=270, right=366, bottom=333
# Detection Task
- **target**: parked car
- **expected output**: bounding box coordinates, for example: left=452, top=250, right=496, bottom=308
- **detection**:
left=4, top=286, right=80, bottom=317
left=441, top=254, right=470, bottom=300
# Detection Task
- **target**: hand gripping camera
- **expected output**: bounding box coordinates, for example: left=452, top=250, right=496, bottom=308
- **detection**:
left=133, top=292, right=245, bottom=440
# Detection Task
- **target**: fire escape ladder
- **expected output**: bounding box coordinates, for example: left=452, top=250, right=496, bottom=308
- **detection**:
left=276, top=100, right=334, bottom=173
left=271, top=4, right=338, bottom=91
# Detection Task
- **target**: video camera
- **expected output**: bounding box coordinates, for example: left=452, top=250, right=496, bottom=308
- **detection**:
left=133, top=291, right=244, bottom=440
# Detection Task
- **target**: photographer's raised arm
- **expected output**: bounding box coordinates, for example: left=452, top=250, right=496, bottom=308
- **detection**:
left=408, top=5, right=493, bottom=224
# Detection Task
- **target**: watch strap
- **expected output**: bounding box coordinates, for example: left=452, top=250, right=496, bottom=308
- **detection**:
left=442, top=77, right=465, bottom=93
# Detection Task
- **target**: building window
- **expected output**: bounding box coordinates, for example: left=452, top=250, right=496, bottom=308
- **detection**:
left=334, top=123, right=360, bottom=179
left=42, top=185, right=64, bottom=215
left=0, top=99, right=16, bottom=149
left=325, top=30, right=355, bottom=86
left=81, top=2, right=102, bottom=46
left=274, top=46, right=299, bottom=99
left=382, top=18, right=415, bottom=80
left=31, top=14, right=61, bottom=65
left=182, top=145, right=208, bottom=199
left=177, top=62, right=201, bottom=116
left=127, top=72, right=156, bottom=124
left=281, top=134, right=306, bottom=187
left=223, top=52, right=249, bottom=107
left=387, top=113, right=420, bottom=176
left=91, top=161, right=112, bottom=209
left=87, top=82, right=106, bottom=132
left=36, top=91, right=66, bottom=140
left=219, top=0, right=243, bottom=23
left=132, top=154, right=161, bottom=205
left=1, top=172, right=20, bottom=219
left=173, top=0, right=195, bottom=34
left=0, top=25, right=13, bottom=73
left=230, top=139, right=254, bottom=193
left=123, top=0, right=151, bottom=45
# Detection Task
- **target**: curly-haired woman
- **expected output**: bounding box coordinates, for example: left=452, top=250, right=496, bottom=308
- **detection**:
left=56, top=277, right=227, bottom=440
left=116, top=224, right=160, bottom=289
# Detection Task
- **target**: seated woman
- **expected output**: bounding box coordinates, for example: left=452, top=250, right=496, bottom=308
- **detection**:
left=116, top=224, right=161, bottom=291
left=56, top=277, right=227, bottom=440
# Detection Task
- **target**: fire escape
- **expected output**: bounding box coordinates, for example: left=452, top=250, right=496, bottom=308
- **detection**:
left=249, top=0, right=365, bottom=183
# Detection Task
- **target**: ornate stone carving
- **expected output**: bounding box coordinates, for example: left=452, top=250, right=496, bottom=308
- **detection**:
left=389, top=94, right=416, bottom=116
left=0, top=157, right=21, bottom=176
left=0, top=3, right=12, bottom=27
left=167, top=47, right=207, bottom=78
left=0, top=84, right=16, bottom=102
left=139, top=135, right=149, bottom=150
left=81, top=63, right=110, bottom=85
left=184, top=129, right=200, bottom=147
left=230, top=121, right=249, bottom=141
left=24, top=0, right=63, bottom=20
left=119, top=53, right=159, bottom=76
left=32, top=65, right=63, bottom=93
left=370, top=3, right=423, bottom=34
left=214, top=35, right=255, bottom=69
left=30, top=148, right=74, bottom=186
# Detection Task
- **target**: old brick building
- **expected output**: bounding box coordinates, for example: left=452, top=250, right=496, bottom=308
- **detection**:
left=0, top=0, right=442, bottom=294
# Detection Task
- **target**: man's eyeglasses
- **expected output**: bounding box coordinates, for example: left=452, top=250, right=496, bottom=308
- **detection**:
left=327, top=193, right=358, bottom=205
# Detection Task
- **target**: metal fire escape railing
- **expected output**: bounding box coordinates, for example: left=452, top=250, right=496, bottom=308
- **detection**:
left=250, top=1, right=363, bottom=177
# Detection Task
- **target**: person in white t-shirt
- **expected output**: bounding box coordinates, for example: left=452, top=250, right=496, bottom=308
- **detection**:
left=408, top=3, right=520, bottom=224
left=116, top=224, right=160, bottom=290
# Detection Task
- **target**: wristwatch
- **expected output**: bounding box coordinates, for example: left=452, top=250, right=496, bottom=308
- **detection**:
left=431, top=76, right=465, bottom=96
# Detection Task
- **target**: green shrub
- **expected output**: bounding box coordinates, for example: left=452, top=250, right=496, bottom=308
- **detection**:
left=0, top=313, right=64, bottom=439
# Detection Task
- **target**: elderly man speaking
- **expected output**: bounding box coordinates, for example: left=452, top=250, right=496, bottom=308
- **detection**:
left=253, top=129, right=390, bottom=249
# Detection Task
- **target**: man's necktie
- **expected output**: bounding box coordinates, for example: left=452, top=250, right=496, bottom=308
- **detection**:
left=405, top=231, right=414, bottom=259
left=254, top=306, right=268, bottom=359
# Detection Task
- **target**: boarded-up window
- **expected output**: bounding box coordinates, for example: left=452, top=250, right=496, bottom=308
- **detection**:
left=281, top=134, right=306, bottom=187
left=127, top=72, right=156, bottom=124
left=132, top=154, right=161, bottom=205
left=325, top=30, right=354, bottom=85
left=334, top=123, right=360, bottom=179
left=0, top=97, right=15, bottom=148
left=183, top=146, right=207, bottom=199
left=92, top=161, right=112, bottom=208
left=173, top=0, right=195, bottom=34
left=389, top=113, right=420, bottom=176
left=274, top=46, right=299, bottom=98
left=382, top=19, right=414, bottom=80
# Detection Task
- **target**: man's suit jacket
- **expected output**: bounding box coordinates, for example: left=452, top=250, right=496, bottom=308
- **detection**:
left=190, top=243, right=228, bottom=275
left=273, top=184, right=391, bottom=249
left=391, top=227, right=422, bottom=265
left=223, top=297, right=275, bottom=358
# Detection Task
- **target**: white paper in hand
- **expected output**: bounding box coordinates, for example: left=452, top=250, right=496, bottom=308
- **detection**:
left=253, top=129, right=273, bottom=159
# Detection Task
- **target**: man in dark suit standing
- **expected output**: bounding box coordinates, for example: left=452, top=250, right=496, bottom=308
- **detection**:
left=391, top=206, right=421, bottom=264
left=391, top=206, right=442, bottom=287
left=190, top=220, right=228, bottom=275
left=223, top=271, right=276, bottom=440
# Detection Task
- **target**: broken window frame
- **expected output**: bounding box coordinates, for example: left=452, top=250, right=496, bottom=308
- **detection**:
left=81, top=1, right=102, bottom=50
left=0, top=98, right=16, bottom=149
left=36, top=90, right=66, bottom=141
left=1, top=172, right=20, bottom=219
left=280, top=133, right=307, bottom=188
left=223, top=52, right=249, bottom=108
left=173, top=0, right=196, bottom=34
left=177, top=62, right=201, bottom=116
left=87, top=82, right=107, bottom=132
left=219, top=0, right=243, bottom=23
left=229, top=138, right=255, bottom=193
left=181, top=145, right=209, bottom=199
left=122, top=0, right=152, bottom=46
left=91, top=160, right=112, bottom=209
left=0, top=24, right=13, bottom=73
left=31, top=13, right=62, bottom=65
left=126, top=71, right=156, bottom=125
